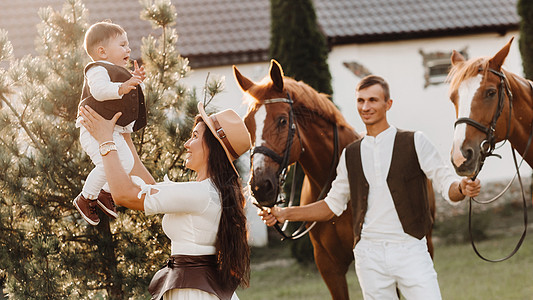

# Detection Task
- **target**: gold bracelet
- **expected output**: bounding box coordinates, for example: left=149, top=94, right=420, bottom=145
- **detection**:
left=99, top=141, right=117, bottom=156
left=99, top=141, right=115, bottom=148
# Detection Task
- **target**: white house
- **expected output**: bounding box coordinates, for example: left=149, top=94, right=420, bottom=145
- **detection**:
left=175, top=0, right=529, bottom=246
left=176, top=0, right=527, bottom=182
left=184, top=33, right=528, bottom=182
left=2, top=0, right=528, bottom=247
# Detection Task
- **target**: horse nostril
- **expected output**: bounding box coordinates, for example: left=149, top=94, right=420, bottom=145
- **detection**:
left=251, top=178, right=275, bottom=196
left=260, top=179, right=274, bottom=192
left=464, top=147, right=474, bottom=160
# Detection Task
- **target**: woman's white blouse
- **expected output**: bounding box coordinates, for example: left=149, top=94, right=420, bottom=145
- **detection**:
left=140, top=178, right=222, bottom=256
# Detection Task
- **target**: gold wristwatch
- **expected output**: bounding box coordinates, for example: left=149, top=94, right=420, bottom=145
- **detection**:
left=99, top=141, right=117, bottom=156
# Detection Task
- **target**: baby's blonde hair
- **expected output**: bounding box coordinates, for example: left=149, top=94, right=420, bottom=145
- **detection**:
left=84, top=21, right=125, bottom=59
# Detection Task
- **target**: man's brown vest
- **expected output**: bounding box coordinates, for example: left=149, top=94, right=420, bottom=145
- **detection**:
left=345, top=130, right=431, bottom=246
left=78, top=62, right=147, bottom=131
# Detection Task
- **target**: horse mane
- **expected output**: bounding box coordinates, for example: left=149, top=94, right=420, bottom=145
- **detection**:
left=244, top=76, right=352, bottom=129
left=447, top=57, right=490, bottom=95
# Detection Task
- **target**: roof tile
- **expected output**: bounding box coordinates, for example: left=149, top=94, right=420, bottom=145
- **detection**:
left=0, top=0, right=519, bottom=67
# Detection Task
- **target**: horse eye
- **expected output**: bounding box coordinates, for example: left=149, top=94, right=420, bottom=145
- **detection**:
left=278, top=117, right=287, bottom=127
left=486, top=89, right=497, bottom=98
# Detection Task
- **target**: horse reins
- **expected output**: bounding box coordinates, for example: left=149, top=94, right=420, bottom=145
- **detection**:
left=455, top=68, right=533, bottom=262
left=250, top=93, right=340, bottom=240
left=279, top=125, right=339, bottom=240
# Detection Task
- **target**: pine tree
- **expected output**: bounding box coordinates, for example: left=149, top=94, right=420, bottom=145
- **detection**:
left=0, top=0, right=221, bottom=298
left=269, top=0, right=334, bottom=264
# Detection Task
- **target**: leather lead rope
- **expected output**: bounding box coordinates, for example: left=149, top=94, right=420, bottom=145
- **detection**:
left=277, top=123, right=340, bottom=240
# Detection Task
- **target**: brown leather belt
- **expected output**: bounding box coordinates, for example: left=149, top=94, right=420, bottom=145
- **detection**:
left=211, top=115, right=238, bottom=159
left=148, top=255, right=236, bottom=300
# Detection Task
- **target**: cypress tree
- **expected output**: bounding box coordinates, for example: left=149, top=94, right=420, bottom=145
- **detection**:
left=0, top=0, right=218, bottom=298
left=269, top=0, right=333, bottom=264
left=518, top=0, right=533, bottom=79
left=270, top=0, right=332, bottom=95
left=517, top=0, right=533, bottom=201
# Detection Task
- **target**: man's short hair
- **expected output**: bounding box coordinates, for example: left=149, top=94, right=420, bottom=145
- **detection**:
left=84, top=21, right=125, bottom=58
left=356, top=75, right=390, bottom=101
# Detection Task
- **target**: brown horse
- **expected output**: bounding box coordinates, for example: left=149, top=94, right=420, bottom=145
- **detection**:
left=448, top=37, right=533, bottom=177
left=234, top=60, right=436, bottom=299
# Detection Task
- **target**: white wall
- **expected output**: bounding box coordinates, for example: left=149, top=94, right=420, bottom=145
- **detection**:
left=327, top=31, right=531, bottom=184
left=182, top=31, right=532, bottom=246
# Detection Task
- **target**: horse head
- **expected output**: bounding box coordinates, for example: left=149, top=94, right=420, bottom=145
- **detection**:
left=448, top=37, right=514, bottom=177
left=233, top=60, right=304, bottom=207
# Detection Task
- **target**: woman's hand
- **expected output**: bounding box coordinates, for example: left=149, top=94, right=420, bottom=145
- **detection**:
left=258, top=207, right=285, bottom=226
left=79, top=105, right=121, bottom=143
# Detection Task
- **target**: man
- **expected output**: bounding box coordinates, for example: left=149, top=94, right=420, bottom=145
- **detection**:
left=259, top=75, right=481, bottom=300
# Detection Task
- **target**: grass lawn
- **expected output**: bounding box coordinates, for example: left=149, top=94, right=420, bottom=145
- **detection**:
left=436, top=233, right=533, bottom=300
left=237, top=232, right=533, bottom=299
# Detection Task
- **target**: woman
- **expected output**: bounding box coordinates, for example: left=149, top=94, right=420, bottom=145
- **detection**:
left=79, top=102, right=252, bottom=300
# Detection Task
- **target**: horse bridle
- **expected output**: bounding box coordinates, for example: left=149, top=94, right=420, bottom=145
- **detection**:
left=251, top=94, right=300, bottom=191
left=250, top=93, right=340, bottom=240
left=454, top=68, right=533, bottom=262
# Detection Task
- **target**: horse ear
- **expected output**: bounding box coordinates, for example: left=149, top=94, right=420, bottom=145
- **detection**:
left=233, top=65, right=254, bottom=92
left=269, top=59, right=284, bottom=92
left=451, top=50, right=465, bottom=66
left=489, top=37, right=514, bottom=70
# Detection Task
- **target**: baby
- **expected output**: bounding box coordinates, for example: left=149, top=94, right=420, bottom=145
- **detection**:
left=74, top=21, right=148, bottom=225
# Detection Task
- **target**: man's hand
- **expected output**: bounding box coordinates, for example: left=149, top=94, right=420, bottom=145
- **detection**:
left=460, top=177, right=481, bottom=198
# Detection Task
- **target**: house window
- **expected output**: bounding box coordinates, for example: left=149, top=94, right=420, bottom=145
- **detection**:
left=420, top=48, right=468, bottom=88
left=343, top=61, right=372, bottom=78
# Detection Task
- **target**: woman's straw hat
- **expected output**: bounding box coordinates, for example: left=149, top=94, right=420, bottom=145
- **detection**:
left=197, top=102, right=252, bottom=176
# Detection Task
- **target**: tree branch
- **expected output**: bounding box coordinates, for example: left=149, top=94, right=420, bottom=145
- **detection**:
left=0, top=94, right=44, bottom=152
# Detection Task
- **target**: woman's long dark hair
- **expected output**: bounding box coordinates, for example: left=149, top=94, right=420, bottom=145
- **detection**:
left=196, top=117, right=250, bottom=289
